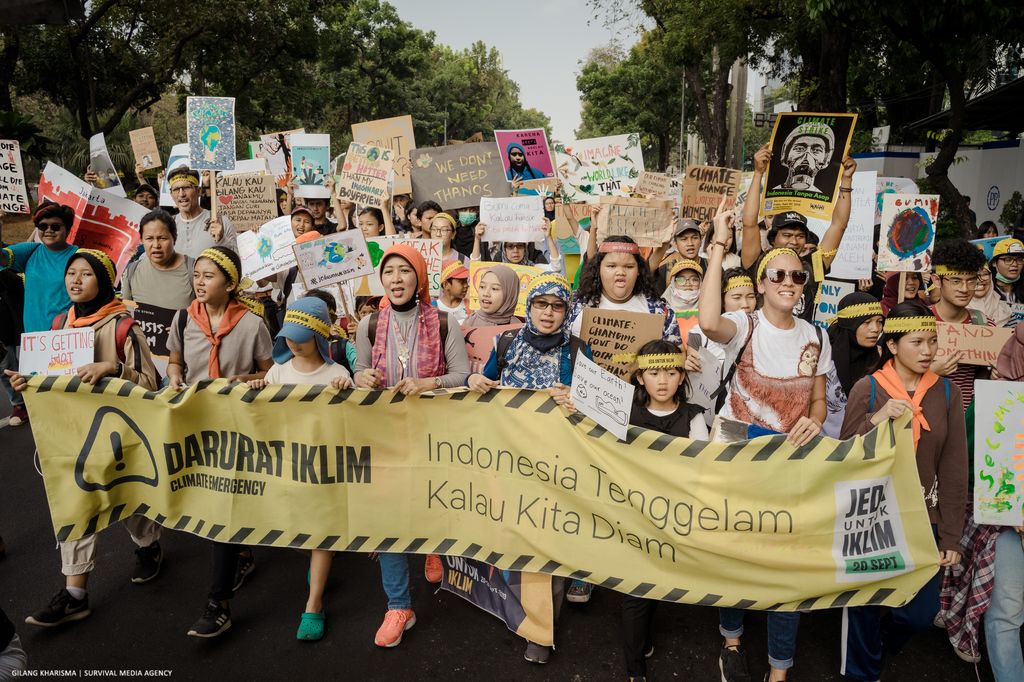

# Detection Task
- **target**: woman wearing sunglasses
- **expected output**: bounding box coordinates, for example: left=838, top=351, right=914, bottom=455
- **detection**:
left=698, top=209, right=831, bottom=682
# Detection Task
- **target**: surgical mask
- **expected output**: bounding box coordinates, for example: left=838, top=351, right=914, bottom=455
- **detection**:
left=458, top=211, right=477, bottom=226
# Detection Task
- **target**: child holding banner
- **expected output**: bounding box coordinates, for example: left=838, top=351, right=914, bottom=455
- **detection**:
left=840, top=302, right=966, bottom=682
left=7, top=249, right=161, bottom=629
left=165, top=246, right=273, bottom=638
left=245, top=297, right=352, bottom=642
left=352, top=244, right=470, bottom=648
left=822, top=293, right=884, bottom=438
left=302, top=289, right=357, bottom=372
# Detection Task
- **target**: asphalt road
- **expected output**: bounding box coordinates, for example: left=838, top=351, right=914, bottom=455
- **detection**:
left=0, top=408, right=995, bottom=681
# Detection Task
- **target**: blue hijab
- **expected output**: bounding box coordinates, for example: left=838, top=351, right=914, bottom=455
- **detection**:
left=500, top=274, right=572, bottom=389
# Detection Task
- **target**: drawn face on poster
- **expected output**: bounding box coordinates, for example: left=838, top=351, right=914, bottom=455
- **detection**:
left=764, top=114, right=855, bottom=205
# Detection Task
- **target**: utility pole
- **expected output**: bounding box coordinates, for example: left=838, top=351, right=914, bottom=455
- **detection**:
left=678, top=74, right=686, bottom=170
left=727, top=58, right=748, bottom=168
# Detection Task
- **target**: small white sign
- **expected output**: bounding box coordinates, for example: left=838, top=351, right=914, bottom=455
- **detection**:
left=19, top=328, right=96, bottom=376
left=480, top=196, right=546, bottom=244
left=293, top=231, right=375, bottom=289
left=570, top=354, right=634, bottom=441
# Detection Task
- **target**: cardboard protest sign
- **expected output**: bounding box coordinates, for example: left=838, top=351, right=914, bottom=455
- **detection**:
left=974, top=380, right=1024, bottom=525
left=259, top=129, right=304, bottom=180
left=0, top=140, right=30, bottom=214
left=462, top=323, right=524, bottom=375
left=479, top=196, right=545, bottom=244
left=237, top=216, right=297, bottom=280
left=355, top=237, right=443, bottom=297
left=633, top=172, right=672, bottom=199
left=88, top=132, right=126, bottom=197
left=579, top=308, right=665, bottom=379
left=876, top=177, right=918, bottom=224
left=352, top=116, right=415, bottom=195
left=213, top=172, right=277, bottom=233
left=467, top=261, right=543, bottom=318
left=129, top=127, right=161, bottom=170
left=187, top=97, right=235, bottom=171
left=290, top=133, right=331, bottom=199
left=494, top=129, right=555, bottom=181
left=826, top=170, right=876, bottom=279
left=876, top=194, right=939, bottom=272
left=936, top=323, right=1012, bottom=367
left=335, top=142, right=393, bottom=208
left=293, top=231, right=375, bottom=289
left=39, top=162, right=144, bottom=278
left=19, top=329, right=94, bottom=376
left=761, top=112, right=858, bottom=221
left=595, top=196, right=675, bottom=247
left=571, top=354, right=634, bottom=440
left=681, top=165, right=740, bottom=221
left=410, top=142, right=510, bottom=210
left=159, top=143, right=189, bottom=207
left=813, top=279, right=856, bottom=329
left=554, top=134, right=644, bottom=202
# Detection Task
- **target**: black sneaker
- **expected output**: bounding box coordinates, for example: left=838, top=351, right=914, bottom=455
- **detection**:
left=187, top=599, right=231, bottom=638
left=720, top=644, right=751, bottom=682
left=232, top=552, right=255, bottom=592
left=132, top=542, right=163, bottom=584
left=25, top=588, right=91, bottom=627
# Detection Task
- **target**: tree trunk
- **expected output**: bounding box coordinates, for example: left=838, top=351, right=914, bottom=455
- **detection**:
left=924, top=73, right=972, bottom=237
left=684, top=49, right=730, bottom=166
left=796, top=27, right=849, bottom=111
left=0, top=28, right=18, bottom=112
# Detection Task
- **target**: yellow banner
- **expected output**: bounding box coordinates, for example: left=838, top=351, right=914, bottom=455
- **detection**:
left=25, top=376, right=939, bottom=611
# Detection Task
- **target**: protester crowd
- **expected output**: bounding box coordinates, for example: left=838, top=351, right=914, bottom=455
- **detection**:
left=0, top=139, right=1022, bottom=682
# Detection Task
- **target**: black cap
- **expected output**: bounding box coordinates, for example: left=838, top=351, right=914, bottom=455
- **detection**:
left=770, top=212, right=808, bottom=231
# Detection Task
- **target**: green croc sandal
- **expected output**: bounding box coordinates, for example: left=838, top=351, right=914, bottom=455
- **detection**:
left=296, top=611, right=325, bottom=641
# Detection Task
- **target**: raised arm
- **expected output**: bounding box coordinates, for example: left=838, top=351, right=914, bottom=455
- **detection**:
left=741, top=145, right=770, bottom=270
left=816, top=156, right=858, bottom=266
left=697, top=202, right=739, bottom=344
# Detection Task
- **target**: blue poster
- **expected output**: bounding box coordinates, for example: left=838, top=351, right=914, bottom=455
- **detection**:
left=187, top=96, right=236, bottom=171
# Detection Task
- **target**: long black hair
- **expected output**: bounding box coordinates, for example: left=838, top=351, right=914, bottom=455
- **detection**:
left=874, top=300, right=934, bottom=371
left=632, top=339, right=688, bottom=406
left=574, top=235, right=656, bottom=306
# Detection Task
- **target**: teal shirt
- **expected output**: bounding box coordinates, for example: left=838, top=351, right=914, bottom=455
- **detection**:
left=2, top=242, right=78, bottom=332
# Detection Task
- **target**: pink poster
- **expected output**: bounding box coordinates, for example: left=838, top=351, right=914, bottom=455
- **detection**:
left=494, top=129, right=555, bottom=181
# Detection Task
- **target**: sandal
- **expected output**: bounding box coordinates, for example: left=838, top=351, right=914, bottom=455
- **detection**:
left=296, top=611, right=325, bottom=641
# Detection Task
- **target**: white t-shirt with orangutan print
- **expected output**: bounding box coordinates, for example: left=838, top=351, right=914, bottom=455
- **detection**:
left=718, top=310, right=832, bottom=433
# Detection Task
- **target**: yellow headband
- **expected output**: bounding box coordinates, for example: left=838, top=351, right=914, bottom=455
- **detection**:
left=73, top=248, right=117, bottom=286
left=433, top=212, right=458, bottom=230
left=637, top=353, right=686, bottom=370
left=724, top=275, right=753, bottom=292
left=199, top=248, right=239, bottom=285
left=168, top=172, right=199, bottom=187
left=283, top=309, right=331, bottom=338
left=883, top=316, right=936, bottom=334
left=756, top=248, right=800, bottom=282
left=934, top=265, right=974, bottom=277
left=837, top=302, right=883, bottom=320
left=668, top=259, right=704, bottom=280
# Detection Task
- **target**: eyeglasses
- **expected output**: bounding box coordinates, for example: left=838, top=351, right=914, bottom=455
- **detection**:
left=36, top=221, right=65, bottom=233
left=430, top=228, right=452, bottom=235
left=942, top=275, right=979, bottom=289
left=764, top=268, right=809, bottom=286
left=531, top=300, right=567, bottom=312
left=998, top=256, right=1024, bottom=265
left=674, top=276, right=702, bottom=286
left=170, top=186, right=195, bottom=194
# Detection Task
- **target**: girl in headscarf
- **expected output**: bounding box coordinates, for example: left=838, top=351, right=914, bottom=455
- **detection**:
left=505, top=142, right=544, bottom=180
left=463, top=264, right=522, bottom=329
left=166, top=246, right=273, bottom=639
left=968, top=264, right=1012, bottom=327
left=840, top=302, right=966, bottom=682
left=11, top=249, right=160, bottom=630
left=352, top=244, right=470, bottom=649
left=821, top=292, right=884, bottom=438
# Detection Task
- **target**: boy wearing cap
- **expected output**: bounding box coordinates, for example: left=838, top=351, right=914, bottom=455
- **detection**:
left=741, top=144, right=858, bottom=322
left=989, top=237, right=1024, bottom=304
left=437, top=260, right=469, bottom=325
left=650, top=219, right=703, bottom=296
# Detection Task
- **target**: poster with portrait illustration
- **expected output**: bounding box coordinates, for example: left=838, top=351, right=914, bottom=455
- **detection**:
left=761, top=112, right=857, bottom=222
left=186, top=97, right=236, bottom=171
left=494, top=129, right=555, bottom=182
left=876, top=194, right=940, bottom=272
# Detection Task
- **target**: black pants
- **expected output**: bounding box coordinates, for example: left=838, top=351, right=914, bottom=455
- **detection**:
left=209, top=542, right=241, bottom=602
left=621, top=596, right=657, bottom=677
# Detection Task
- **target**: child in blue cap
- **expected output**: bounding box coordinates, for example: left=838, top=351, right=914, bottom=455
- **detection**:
left=246, top=296, right=352, bottom=642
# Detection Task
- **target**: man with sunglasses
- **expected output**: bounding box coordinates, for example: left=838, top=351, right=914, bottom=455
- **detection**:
left=741, top=144, right=858, bottom=322
left=168, top=167, right=237, bottom=259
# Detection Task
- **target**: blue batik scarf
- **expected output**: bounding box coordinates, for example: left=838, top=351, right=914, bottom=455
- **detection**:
left=500, top=274, right=572, bottom=389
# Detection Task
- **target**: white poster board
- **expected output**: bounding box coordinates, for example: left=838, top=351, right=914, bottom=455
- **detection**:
left=19, top=329, right=95, bottom=376
left=570, top=354, right=635, bottom=441
left=293, top=231, right=375, bottom=289
left=238, top=216, right=297, bottom=280
left=479, top=196, right=546, bottom=244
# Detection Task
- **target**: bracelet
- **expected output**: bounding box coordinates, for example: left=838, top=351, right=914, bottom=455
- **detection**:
left=839, top=186, right=853, bottom=192
left=712, top=241, right=729, bottom=250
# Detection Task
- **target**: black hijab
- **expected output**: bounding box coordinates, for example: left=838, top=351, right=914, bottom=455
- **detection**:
left=67, top=250, right=117, bottom=318
left=828, top=292, right=883, bottom=396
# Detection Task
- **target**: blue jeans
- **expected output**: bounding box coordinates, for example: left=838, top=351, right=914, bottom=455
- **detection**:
left=719, top=608, right=800, bottom=670
left=985, top=529, right=1024, bottom=682
left=379, top=553, right=412, bottom=610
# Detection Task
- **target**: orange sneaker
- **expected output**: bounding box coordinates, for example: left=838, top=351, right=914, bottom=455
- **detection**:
left=374, top=609, right=416, bottom=647
left=424, top=554, right=443, bottom=584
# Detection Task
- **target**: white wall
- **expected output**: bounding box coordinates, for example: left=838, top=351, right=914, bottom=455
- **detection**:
left=922, top=142, right=1024, bottom=225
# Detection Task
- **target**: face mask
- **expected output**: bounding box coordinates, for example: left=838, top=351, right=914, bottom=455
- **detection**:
left=458, top=211, right=477, bottom=226
left=996, top=272, right=1021, bottom=284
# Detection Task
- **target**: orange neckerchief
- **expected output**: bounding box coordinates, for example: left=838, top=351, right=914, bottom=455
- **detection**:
left=871, top=359, right=940, bottom=448
left=187, top=299, right=250, bottom=379
left=66, top=300, right=128, bottom=328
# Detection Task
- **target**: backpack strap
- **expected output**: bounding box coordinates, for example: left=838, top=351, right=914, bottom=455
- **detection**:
left=368, top=311, right=379, bottom=345
left=113, top=314, right=136, bottom=364
left=944, top=377, right=950, bottom=403
left=868, top=375, right=876, bottom=413
left=51, top=311, right=69, bottom=331
left=710, top=312, right=757, bottom=402
left=494, top=329, right=520, bottom=379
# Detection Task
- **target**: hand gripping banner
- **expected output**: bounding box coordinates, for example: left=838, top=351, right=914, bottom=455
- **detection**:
left=26, top=376, right=939, bottom=615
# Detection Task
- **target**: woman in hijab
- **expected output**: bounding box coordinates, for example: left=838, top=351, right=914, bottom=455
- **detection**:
left=969, top=264, right=1011, bottom=327
left=463, top=264, right=522, bottom=329
left=821, top=292, right=884, bottom=438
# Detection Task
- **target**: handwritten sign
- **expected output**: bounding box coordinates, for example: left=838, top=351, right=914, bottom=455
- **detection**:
left=355, top=237, right=443, bottom=297
left=0, top=140, right=30, bottom=213
left=479, top=196, right=546, bottom=243
left=936, top=322, right=1012, bottom=366
left=571, top=354, right=634, bottom=441
left=681, top=165, right=740, bottom=222
left=129, top=127, right=161, bottom=170
left=974, top=380, right=1024, bottom=525
left=595, top=196, right=675, bottom=247
left=352, top=115, right=415, bottom=195
left=877, top=194, right=939, bottom=272
left=19, top=329, right=95, bottom=376
left=462, top=323, right=524, bottom=375
left=579, top=308, right=665, bottom=379
left=213, top=172, right=277, bottom=233
left=554, top=134, right=644, bottom=203
left=467, top=261, right=543, bottom=318
left=813, top=279, right=856, bottom=329
left=237, top=216, right=297, bottom=280
left=293, top=231, right=375, bottom=289
left=335, top=142, right=393, bottom=208
left=633, top=172, right=672, bottom=199
left=876, top=176, right=918, bottom=224
left=827, top=170, right=876, bottom=279
left=410, top=142, right=510, bottom=210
